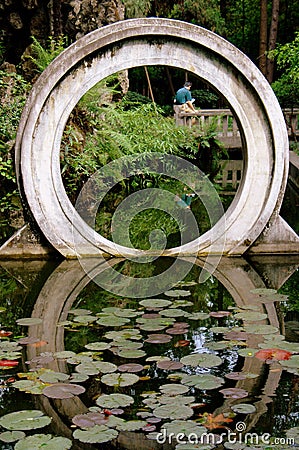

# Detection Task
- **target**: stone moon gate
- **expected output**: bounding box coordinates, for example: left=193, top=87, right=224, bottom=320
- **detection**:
left=15, top=18, right=299, bottom=258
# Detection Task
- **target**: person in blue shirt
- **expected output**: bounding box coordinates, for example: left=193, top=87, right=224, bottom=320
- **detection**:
left=175, top=81, right=198, bottom=113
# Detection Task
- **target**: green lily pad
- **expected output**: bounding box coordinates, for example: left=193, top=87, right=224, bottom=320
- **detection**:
left=164, top=289, right=191, bottom=297
left=14, top=434, right=72, bottom=449
left=116, top=420, right=148, bottom=431
left=280, top=355, right=299, bottom=374
left=0, top=410, right=51, bottom=431
left=12, top=380, right=46, bottom=395
left=219, top=387, right=248, bottom=399
left=53, top=351, right=77, bottom=359
left=162, top=420, right=207, bottom=437
left=231, top=403, right=257, bottom=414
left=139, top=299, right=172, bottom=308
left=16, top=318, right=43, bottom=326
left=0, top=430, right=26, bottom=443
left=113, top=340, right=144, bottom=350
left=153, top=404, right=193, bottom=419
left=69, top=373, right=89, bottom=383
left=96, top=393, right=134, bottom=409
left=157, top=360, right=184, bottom=370
left=69, top=308, right=92, bottom=315
left=75, top=361, right=117, bottom=375
left=73, top=315, right=98, bottom=324
left=42, top=383, right=85, bottom=399
left=180, top=353, right=223, bottom=368
left=158, top=395, right=195, bottom=405
left=104, top=329, right=142, bottom=340
left=159, top=384, right=189, bottom=395
left=73, top=425, right=118, bottom=443
left=96, top=316, right=130, bottom=327
left=243, top=324, right=279, bottom=335
left=159, top=308, right=187, bottom=317
left=85, top=342, right=111, bottom=351
left=117, top=349, right=146, bottom=358
left=39, top=371, right=69, bottom=383
left=101, top=372, right=139, bottom=387
left=118, top=363, right=144, bottom=372
left=185, top=312, right=210, bottom=320
left=237, top=348, right=258, bottom=357
left=181, top=373, right=225, bottom=390
left=234, top=311, right=268, bottom=321
left=114, top=309, right=141, bottom=318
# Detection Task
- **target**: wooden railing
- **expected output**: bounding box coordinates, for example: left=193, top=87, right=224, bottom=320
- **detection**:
left=174, top=107, right=299, bottom=148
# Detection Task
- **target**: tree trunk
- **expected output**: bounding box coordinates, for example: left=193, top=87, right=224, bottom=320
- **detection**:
left=259, top=0, right=268, bottom=76
left=267, top=0, right=280, bottom=83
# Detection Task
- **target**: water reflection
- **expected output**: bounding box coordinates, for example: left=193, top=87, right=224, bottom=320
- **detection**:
left=0, top=255, right=298, bottom=449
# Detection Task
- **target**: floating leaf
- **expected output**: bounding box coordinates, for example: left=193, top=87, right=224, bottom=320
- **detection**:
left=159, top=384, right=189, bottom=395
left=116, top=420, right=148, bottom=431
left=73, top=315, right=98, bottom=324
left=145, top=334, right=172, bottom=344
left=16, top=318, right=43, bottom=326
left=73, top=425, right=118, bottom=443
left=53, top=351, right=77, bottom=359
left=0, top=359, right=19, bottom=367
left=243, top=324, right=279, bottom=335
left=69, top=308, right=92, bottom=315
left=185, top=312, right=210, bottom=320
left=237, top=348, right=257, bottom=357
left=0, top=430, right=26, bottom=443
left=153, top=404, right=193, bottom=420
left=254, top=348, right=292, bottom=362
left=14, top=434, right=72, bottom=449
left=69, top=373, right=89, bottom=383
left=159, top=309, right=187, bottom=317
left=104, top=329, right=142, bottom=340
left=234, top=311, right=268, bottom=321
left=280, top=355, right=299, bottom=374
left=76, top=361, right=117, bottom=375
left=118, top=363, right=144, bottom=373
left=209, top=311, right=231, bottom=318
left=180, top=353, right=223, bottom=368
left=101, top=372, right=139, bottom=387
left=42, top=383, right=85, bottom=399
left=225, top=372, right=258, bottom=380
left=72, top=412, right=109, bottom=428
left=96, top=394, right=134, bottom=409
left=85, top=342, right=111, bottom=351
left=161, top=420, right=207, bottom=437
left=117, top=349, right=146, bottom=359
left=231, top=403, right=257, bottom=414
left=139, top=299, right=172, bottom=308
left=0, top=410, right=51, bottom=431
left=164, top=289, right=191, bottom=297
left=166, top=327, right=189, bottom=335
left=157, top=360, right=184, bottom=370
left=39, top=371, right=69, bottom=383
left=181, top=374, right=224, bottom=390
left=219, top=388, right=248, bottom=399
left=96, top=316, right=130, bottom=327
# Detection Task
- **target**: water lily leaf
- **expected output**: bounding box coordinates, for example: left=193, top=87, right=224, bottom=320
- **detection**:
left=180, top=353, right=223, bottom=368
left=42, top=383, right=85, bottom=399
left=73, top=315, right=97, bottom=324
left=158, top=395, right=195, bottom=405
left=139, top=299, right=172, bottom=308
left=14, top=434, right=72, bottom=449
left=286, top=426, right=299, bottom=444
left=260, top=341, right=299, bottom=353
left=159, top=308, right=187, bottom=317
left=225, top=372, right=258, bottom=380
left=223, top=331, right=249, bottom=341
left=237, top=348, right=257, bottom=357
left=280, top=355, right=299, bottom=374
left=85, top=342, right=111, bottom=351
left=0, top=341, right=22, bottom=351
left=164, top=289, right=191, bottom=297
left=157, top=360, right=184, bottom=370
left=116, top=420, right=148, bottom=431
left=118, top=363, right=144, bottom=373
left=73, top=425, right=118, bottom=443
left=161, top=420, right=207, bottom=437
left=113, top=340, right=144, bottom=350
left=243, top=324, right=279, bottom=335
left=172, top=300, right=193, bottom=308
left=104, top=329, right=142, bottom=340
left=96, top=393, right=134, bottom=409
left=12, top=380, right=46, bottom=395
left=96, top=316, right=130, bottom=327
left=153, top=404, right=193, bottom=419
left=39, top=371, right=69, bottom=383
left=69, top=372, right=89, bottom=383
left=145, top=334, right=172, bottom=344
left=234, top=311, right=268, bottom=321
left=114, top=309, right=141, bottom=318
left=210, top=311, right=231, bottom=318
left=159, top=383, right=189, bottom=395
left=0, top=430, right=26, bottom=443
left=16, top=318, right=43, bottom=326
left=181, top=374, right=224, bottom=390
left=210, top=326, right=229, bottom=333
left=75, top=360, right=117, bottom=375
left=254, top=348, right=292, bottom=362
left=101, top=372, right=139, bottom=387
left=219, top=388, right=248, bottom=399
left=53, top=351, right=77, bottom=359
left=69, top=308, right=92, bottom=315
left=0, top=410, right=51, bottom=431
left=231, top=403, right=257, bottom=414
left=146, top=355, right=171, bottom=362
left=185, top=312, right=210, bottom=320
left=117, top=349, right=146, bottom=359
left=72, top=412, right=108, bottom=428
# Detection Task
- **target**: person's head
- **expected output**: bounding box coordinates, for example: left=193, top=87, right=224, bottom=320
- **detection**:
left=184, top=81, right=192, bottom=89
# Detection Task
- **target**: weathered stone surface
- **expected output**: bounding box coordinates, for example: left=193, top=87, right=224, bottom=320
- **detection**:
left=13, top=18, right=296, bottom=258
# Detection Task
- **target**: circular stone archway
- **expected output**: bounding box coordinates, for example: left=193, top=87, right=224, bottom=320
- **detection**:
left=15, top=18, right=289, bottom=258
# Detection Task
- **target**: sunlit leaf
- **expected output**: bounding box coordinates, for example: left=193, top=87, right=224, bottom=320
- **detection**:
left=73, top=425, right=118, bottom=443
left=145, top=334, right=172, bottom=344
left=75, top=360, right=117, bottom=375
left=14, top=434, right=72, bottom=449
left=101, top=372, right=139, bottom=387
left=117, top=349, right=146, bottom=358
left=234, top=311, right=268, bottom=321
left=16, top=318, right=43, bottom=326
left=254, top=348, right=292, bottom=362
left=53, top=351, right=77, bottom=359
left=0, top=410, right=51, bottom=431
left=39, top=371, right=69, bottom=383
left=139, top=299, right=172, bottom=308
left=69, top=308, right=92, bottom=315
left=153, top=404, right=193, bottom=419
left=104, top=329, right=142, bottom=340
left=73, top=315, right=97, bottom=324
left=180, top=353, right=223, bottom=368
left=96, top=316, right=130, bottom=327
left=116, top=420, right=148, bottom=431
left=209, top=311, right=231, bottom=318
left=237, top=348, right=257, bottom=357
left=159, top=384, right=189, bottom=395
left=181, top=374, right=224, bottom=390
left=185, top=312, right=210, bottom=320
left=159, top=308, right=187, bottom=318
left=243, top=324, right=279, bottom=335
left=42, top=383, right=85, bottom=399
left=96, top=393, right=134, bottom=409
left=0, top=430, right=25, bottom=443
left=164, top=289, right=191, bottom=297
left=219, top=388, right=248, bottom=399
left=85, top=342, right=111, bottom=351
left=231, top=403, right=257, bottom=414
left=157, top=360, right=184, bottom=370
left=158, top=395, right=195, bottom=405
left=118, top=363, right=144, bottom=373
left=72, top=412, right=107, bottom=428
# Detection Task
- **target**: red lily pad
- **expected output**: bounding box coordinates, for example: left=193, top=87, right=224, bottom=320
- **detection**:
left=118, top=363, right=144, bottom=373
left=0, top=360, right=19, bottom=367
left=157, top=360, right=184, bottom=370
left=254, top=348, right=292, bottom=362
left=219, top=388, right=248, bottom=399
left=42, top=383, right=85, bottom=399
left=72, top=412, right=107, bottom=428
left=166, top=327, right=188, bottom=335
left=209, top=311, right=231, bottom=318
left=145, top=334, right=172, bottom=344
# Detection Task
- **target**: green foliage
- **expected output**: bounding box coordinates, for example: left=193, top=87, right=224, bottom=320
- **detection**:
left=28, top=35, right=68, bottom=74
left=123, top=0, right=151, bottom=18
left=269, top=32, right=299, bottom=108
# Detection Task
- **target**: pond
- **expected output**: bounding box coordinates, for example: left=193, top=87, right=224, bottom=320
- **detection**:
left=0, top=254, right=299, bottom=450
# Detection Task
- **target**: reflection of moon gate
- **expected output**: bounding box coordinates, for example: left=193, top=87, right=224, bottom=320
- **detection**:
left=15, top=18, right=297, bottom=258
left=24, top=257, right=296, bottom=448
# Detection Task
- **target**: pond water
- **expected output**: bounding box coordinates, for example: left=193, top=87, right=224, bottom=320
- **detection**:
left=0, top=254, right=298, bottom=450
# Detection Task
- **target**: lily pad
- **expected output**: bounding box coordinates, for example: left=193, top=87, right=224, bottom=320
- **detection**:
left=180, top=353, right=223, bottom=368
left=153, top=404, right=194, bottom=420
left=85, top=342, right=111, bottom=351
left=72, top=412, right=108, bottom=428
left=157, top=360, right=184, bottom=370
left=39, top=371, right=69, bottom=384
left=243, top=324, right=279, bottom=335
left=69, top=308, right=92, bottom=315
left=73, top=425, right=118, bottom=443
left=159, top=395, right=195, bottom=405
left=185, top=312, right=210, bottom=320
left=280, top=355, right=299, bottom=374
left=139, top=299, right=172, bottom=308
left=159, top=308, right=187, bottom=317
left=73, top=315, right=98, bottom=324
left=101, top=372, right=139, bottom=387
left=159, top=383, right=189, bottom=395
left=164, top=289, right=191, bottom=297
left=42, top=383, right=85, bottom=399
left=75, top=361, right=117, bottom=375
left=0, top=410, right=51, bottom=431
left=237, top=348, right=257, bottom=357
left=118, top=363, right=144, bottom=373
left=116, top=420, right=148, bottom=431
left=16, top=318, right=43, bottom=326
left=53, top=351, right=77, bottom=359
left=231, top=403, right=257, bottom=414
left=181, top=374, right=225, bottom=390
left=161, top=420, right=207, bottom=437
left=117, top=349, right=146, bottom=359
left=96, top=393, right=134, bottom=409
left=219, top=388, right=248, bottom=399
left=0, top=430, right=26, bottom=443
left=234, top=311, right=268, bottom=321
left=104, top=329, right=142, bottom=340
left=96, top=316, right=130, bottom=327
left=145, top=334, right=172, bottom=344
left=14, top=434, right=72, bottom=449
